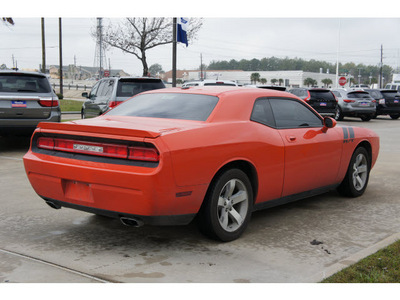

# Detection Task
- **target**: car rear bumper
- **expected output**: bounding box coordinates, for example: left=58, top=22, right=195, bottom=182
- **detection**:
left=23, top=150, right=206, bottom=225
left=41, top=197, right=196, bottom=226
left=0, top=110, right=61, bottom=134
left=341, top=106, right=376, bottom=115
left=376, top=106, right=400, bottom=115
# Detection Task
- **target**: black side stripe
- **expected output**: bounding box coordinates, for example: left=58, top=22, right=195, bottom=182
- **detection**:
left=342, top=127, right=348, bottom=139
left=342, top=127, right=355, bottom=140
left=348, top=127, right=355, bottom=139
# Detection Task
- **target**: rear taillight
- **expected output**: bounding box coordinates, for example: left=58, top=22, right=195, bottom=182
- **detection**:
left=372, top=100, right=376, bottom=103
left=38, top=97, right=59, bottom=107
left=343, top=99, right=355, bottom=103
left=109, top=101, right=120, bottom=108
left=304, top=92, right=311, bottom=101
left=128, top=147, right=159, bottom=162
left=37, top=137, right=159, bottom=162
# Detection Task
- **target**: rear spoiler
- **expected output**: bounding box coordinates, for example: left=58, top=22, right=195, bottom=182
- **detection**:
left=37, top=122, right=161, bottom=139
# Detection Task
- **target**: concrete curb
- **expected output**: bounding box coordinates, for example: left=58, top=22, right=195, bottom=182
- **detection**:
left=308, top=233, right=400, bottom=282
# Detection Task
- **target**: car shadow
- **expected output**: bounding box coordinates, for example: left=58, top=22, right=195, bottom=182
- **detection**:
left=0, top=135, right=31, bottom=152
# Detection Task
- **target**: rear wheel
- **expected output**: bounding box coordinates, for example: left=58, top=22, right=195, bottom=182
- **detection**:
left=198, top=169, right=253, bottom=242
left=337, top=147, right=370, bottom=197
left=360, top=115, right=371, bottom=122
left=335, top=106, right=344, bottom=121
left=390, top=114, right=400, bottom=120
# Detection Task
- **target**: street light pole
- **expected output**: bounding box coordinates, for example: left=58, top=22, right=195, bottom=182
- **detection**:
left=41, top=18, right=46, bottom=74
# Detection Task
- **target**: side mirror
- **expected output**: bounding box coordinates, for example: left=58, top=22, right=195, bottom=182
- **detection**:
left=322, top=117, right=336, bottom=133
left=82, top=92, right=89, bottom=98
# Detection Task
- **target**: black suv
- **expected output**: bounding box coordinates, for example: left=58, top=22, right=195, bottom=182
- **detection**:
left=374, top=89, right=400, bottom=119
left=81, top=77, right=165, bottom=118
left=288, top=88, right=337, bottom=117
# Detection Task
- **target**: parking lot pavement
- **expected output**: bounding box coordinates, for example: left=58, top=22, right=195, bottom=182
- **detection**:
left=0, top=116, right=399, bottom=283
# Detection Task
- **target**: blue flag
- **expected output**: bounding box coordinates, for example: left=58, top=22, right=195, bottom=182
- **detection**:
left=177, top=17, right=188, bottom=47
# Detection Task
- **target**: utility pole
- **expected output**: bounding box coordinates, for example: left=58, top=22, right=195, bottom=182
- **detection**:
left=12, top=54, right=15, bottom=69
left=59, top=18, right=63, bottom=96
left=380, top=44, right=383, bottom=88
left=200, top=53, right=203, bottom=80
left=172, top=17, right=177, bottom=87
left=41, top=18, right=46, bottom=74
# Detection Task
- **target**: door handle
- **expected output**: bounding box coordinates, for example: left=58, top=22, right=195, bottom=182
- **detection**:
left=286, top=136, right=296, bottom=142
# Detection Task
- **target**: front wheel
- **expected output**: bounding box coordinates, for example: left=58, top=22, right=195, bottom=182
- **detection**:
left=337, top=147, right=370, bottom=197
left=198, top=169, right=253, bottom=242
left=390, top=114, right=400, bottom=120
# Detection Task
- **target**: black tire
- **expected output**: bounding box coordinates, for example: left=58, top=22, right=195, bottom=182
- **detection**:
left=390, top=114, right=400, bottom=120
left=337, top=147, right=370, bottom=197
left=360, top=115, right=371, bottom=122
left=335, top=106, right=344, bottom=121
left=197, top=169, right=253, bottom=242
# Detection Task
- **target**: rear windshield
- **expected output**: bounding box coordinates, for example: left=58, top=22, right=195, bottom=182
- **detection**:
left=116, top=79, right=165, bottom=97
left=381, top=91, right=399, bottom=100
left=309, top=90, right=335, bottom=100
left=290, top=89, right=308, bottom=97
left=347, top=92, right=372, bottom=99
left=106, top=93, right=219, bottom=121
left=0, top=73, right=51, bottom=93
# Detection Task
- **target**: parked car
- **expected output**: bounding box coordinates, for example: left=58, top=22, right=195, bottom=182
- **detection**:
left=24, top=87, right=379, bottom=241
left=288, top=88, right=337, bottom=117
left=376, top=89, right=400, bottom=119
left=181, top=79, right=238, bottom=87
left=81, top=77, right=165, bottom=119
left=0, top=70, right=60, bottom=136
left=331, top=89, right=376, bottom=121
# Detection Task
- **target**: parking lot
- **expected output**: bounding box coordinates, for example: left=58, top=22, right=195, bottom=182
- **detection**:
left=1, top=116, right=399, bottom=283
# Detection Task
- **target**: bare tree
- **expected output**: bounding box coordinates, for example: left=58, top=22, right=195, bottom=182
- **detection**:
left=101, top=18, right=202, bottom=76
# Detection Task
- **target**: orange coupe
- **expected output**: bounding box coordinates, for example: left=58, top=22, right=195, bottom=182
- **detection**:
left=23, top=87, right=379, bottom=241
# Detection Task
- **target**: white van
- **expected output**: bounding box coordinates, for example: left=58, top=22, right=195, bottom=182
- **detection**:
left=384, top=83, right=400, bottom=92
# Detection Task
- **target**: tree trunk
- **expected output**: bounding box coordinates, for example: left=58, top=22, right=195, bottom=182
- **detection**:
left=141, top=50, right=148, bottom=76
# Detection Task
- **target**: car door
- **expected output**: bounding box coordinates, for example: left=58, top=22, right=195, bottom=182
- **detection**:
left=269, top=98, right=343, bottom=197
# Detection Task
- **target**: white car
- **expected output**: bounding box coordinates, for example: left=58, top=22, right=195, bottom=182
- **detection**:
left=182, top=79, right=238, bottom=88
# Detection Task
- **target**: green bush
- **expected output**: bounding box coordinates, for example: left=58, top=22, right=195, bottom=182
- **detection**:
left=57, top=93, right=64, bottom=100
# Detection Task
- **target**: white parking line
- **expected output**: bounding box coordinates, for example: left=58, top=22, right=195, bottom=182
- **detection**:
left=0, top=155, right=23, bottom=161
left=0, top=248, right=112, bottom=283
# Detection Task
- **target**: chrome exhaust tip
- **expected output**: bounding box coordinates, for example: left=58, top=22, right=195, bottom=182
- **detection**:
left=120, top=217, right=144, bottom=227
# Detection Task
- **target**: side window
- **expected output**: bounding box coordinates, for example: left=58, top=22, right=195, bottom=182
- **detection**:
left=269, top=98, right=322, bottom=128
left=250, top=98, right=275, bottom=127
left=89, top=82, right=100, bottom=99
left=103, top=80, right=114, bottom=98
left=95, top=80, right=108, bottom=101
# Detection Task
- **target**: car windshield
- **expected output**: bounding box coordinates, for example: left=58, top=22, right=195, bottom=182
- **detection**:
left=381, top=91, right=399, bottom=100
left=0, top=74, right=51, bottom=93
left=365, top=90, right=383, bottom=99
left=116, top=79, right=165, bottom=97
left=106, top=93, right=219, bottom=121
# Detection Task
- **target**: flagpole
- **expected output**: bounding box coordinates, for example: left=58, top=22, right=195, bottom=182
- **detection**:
left=172, top=17, right=177, bottom=87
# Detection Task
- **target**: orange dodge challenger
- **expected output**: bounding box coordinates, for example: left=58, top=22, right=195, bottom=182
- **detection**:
left=23, top=87, right=379, bottom=241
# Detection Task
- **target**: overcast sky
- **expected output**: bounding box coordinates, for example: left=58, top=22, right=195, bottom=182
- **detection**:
left=2, top=1, right=400, bottom=76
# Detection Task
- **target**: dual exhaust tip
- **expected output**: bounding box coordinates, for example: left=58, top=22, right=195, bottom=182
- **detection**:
left=45, top=200, right=144, bottom=227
